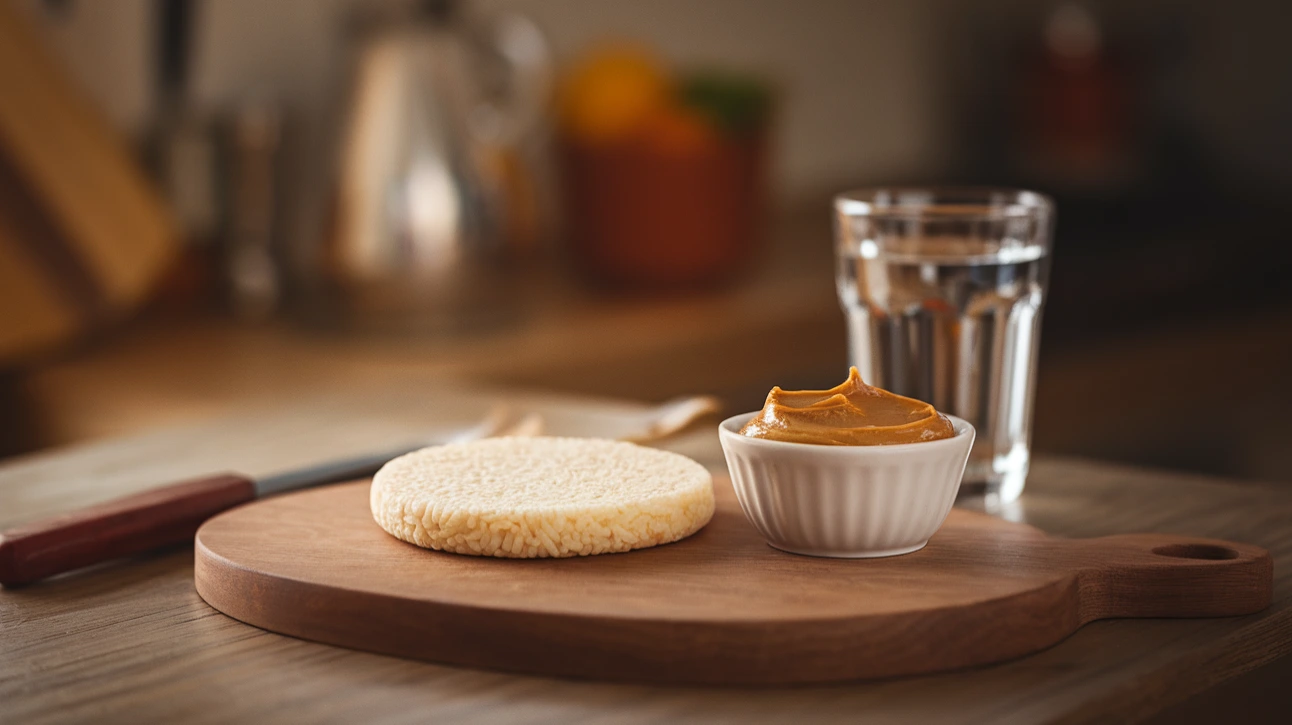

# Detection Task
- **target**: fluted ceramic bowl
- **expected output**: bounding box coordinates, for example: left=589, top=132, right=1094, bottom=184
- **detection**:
left=719, top=412, right=975, bottom=558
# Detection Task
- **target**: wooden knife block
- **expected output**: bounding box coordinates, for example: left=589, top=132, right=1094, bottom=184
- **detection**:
left=0, top=2, right=175, bottom=365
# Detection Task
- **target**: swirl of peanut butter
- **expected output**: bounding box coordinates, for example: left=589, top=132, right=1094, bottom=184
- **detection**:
left=739, top=367, right=956, bottom=445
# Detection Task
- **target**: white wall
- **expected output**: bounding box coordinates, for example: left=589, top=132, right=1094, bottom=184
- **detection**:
left=16, top=0, right=1292, bottom=197
left=16, top=0, right=949, bottom=203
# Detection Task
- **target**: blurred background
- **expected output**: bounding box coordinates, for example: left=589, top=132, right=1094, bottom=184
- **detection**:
left=1, top=0, right=1290, bottom=482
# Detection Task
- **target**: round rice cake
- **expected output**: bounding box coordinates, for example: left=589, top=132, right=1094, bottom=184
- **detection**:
left=370, top=437, right=715, bottom=558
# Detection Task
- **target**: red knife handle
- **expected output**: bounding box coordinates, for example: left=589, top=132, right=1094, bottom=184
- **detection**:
left=0, top=473, right=255, bottom=587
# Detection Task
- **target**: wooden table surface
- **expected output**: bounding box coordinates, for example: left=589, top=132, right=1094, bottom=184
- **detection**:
left=2, top=381, right=1290, bottom=724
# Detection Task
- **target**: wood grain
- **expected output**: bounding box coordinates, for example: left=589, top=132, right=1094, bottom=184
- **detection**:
left=192, top=479, right=1271, bottom=685
left=2, top=396, right=1291, bottom=723
left=0, top=473, right=254, bottom=587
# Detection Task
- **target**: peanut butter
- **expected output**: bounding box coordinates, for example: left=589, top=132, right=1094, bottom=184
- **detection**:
left=739, top=368, right=956, bottom=445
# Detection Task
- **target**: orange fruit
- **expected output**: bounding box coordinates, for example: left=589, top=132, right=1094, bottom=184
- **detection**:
left=559, top=44, right=670, bottom=144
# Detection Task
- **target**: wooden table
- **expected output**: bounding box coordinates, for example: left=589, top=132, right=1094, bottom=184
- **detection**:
left=2, top=382, right=1290, bottom=724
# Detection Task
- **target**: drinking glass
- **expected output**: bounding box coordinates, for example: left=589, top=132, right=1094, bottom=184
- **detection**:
left=834, top=187, right=1054, bottom=504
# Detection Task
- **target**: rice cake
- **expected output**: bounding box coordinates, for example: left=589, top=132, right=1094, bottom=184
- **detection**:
left=370, top=437, right=714, bottom=558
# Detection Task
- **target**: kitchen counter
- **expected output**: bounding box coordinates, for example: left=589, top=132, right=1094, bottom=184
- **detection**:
left=9, top=205, right=1292, bottom=484
left=2, top=383, right=1289, bottom=724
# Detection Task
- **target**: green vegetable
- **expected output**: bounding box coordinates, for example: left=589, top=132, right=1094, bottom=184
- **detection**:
left=677, top=71, right=772, bottom=137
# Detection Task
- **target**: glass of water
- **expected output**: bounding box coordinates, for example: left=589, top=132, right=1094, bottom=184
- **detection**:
left=834, top=187, right=1054, bottom=505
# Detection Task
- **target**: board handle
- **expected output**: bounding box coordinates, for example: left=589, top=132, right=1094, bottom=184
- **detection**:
left=1075, top=533, right=1273, bottom=620
left=0, top=474, right=255, bottom=587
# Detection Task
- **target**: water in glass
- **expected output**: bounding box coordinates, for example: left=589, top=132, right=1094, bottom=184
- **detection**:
left=838, top=236, right=1049, bottom=504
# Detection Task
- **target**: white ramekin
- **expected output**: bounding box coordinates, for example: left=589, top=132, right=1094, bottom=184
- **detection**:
left=719, top=412, right=975, bottom=558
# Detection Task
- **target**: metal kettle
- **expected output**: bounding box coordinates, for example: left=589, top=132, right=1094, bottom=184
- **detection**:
left=322, top=0, right=550, bottom=332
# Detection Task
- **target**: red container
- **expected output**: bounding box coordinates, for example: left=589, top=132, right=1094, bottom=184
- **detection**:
left=560, top=127, right=767, bottom=289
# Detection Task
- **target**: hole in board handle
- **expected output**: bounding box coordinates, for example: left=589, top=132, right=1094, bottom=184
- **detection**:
left=1152, top=543, right=1239, bottom=561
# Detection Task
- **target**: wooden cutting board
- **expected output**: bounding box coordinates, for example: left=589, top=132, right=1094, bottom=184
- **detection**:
left=194, top=478, right=1272, bottom=685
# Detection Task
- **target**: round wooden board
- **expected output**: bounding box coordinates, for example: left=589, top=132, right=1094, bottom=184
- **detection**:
left=194, top=479, right=1271, bottom=685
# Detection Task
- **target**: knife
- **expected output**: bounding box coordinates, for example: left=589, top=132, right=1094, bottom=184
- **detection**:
left=0, top=412, right=522, bottom=588
left=0, top=395, right=719, bottom=588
